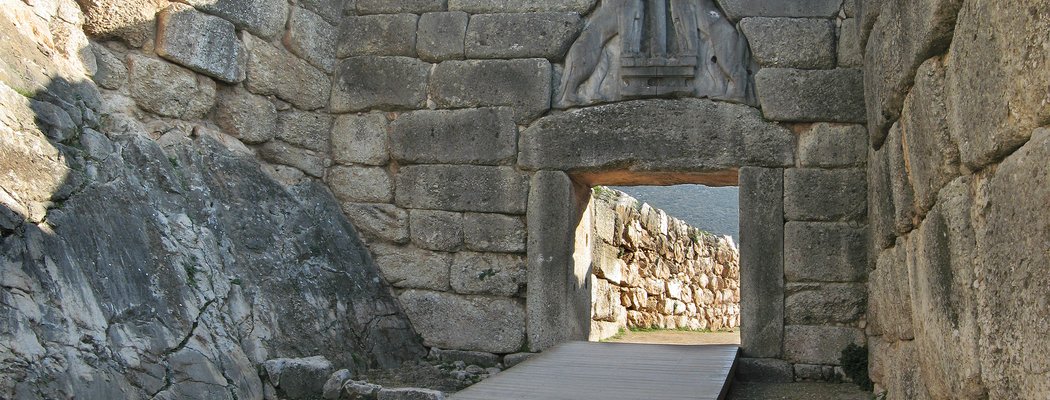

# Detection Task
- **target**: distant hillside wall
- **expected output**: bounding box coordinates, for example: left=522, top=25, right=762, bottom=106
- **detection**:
left=860, top=0, right=1050, bottom=398
left=588, top=188, right=741, bottom=341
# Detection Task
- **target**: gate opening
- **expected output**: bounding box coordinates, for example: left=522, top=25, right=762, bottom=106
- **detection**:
left=581, top=184, right=742, bottom=345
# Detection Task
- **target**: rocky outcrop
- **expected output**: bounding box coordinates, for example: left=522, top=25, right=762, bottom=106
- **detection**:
left=0, top=0, right=424, bottom=398
left=588, top=188, right=740, bottom=340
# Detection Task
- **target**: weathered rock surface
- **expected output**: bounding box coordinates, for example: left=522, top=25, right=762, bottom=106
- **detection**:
left=390, top=108, right=517, bottom=165
left=451, top=252, right=527, bottom=297
left=369, top=243, right=452, bottom=291
left=127, top=54, right=216, bottom=119
left=429, top=59, right=552, bottom=123
left=783, top=168, right=867, bottom=222
left=243, top=34, right=330, bottom=111
left=462, top=213, right=527, bottom=253
left=341, top=203, right=410, bottom=244
left=285, top=6, right=337, bottom=73
left=357, top=0, right=446, bottom=15
left=417, top=12, right=469, bottom=61
left=739, top=17, right=836, bottom=69
left=784, top=222, right=867, bottom=283
left=264, top=356, right=334, bottom=400
left=394, top=165, right=529, bottom=214
left=756, top=68, right=866, bottom=123
left=519, top=99, right=794, bottom=173
left=796, top=123, right=867, bottom=168
left=785, top=283, right=867, bottom=325
left=0, top=128, right=425, bottom=398
left=464, top=13, right=581, bottom=59
left=331, top=113, right=390, bottom=166
left=449, top=0, right=597, bottom=13
left=398, top=290, right=526, bottom=353
left=213, top=85, right=277, bottom=144
left=863, top=0, right=962, bottom=146
left=717, top=0, right=843, bottom=20
left=156, top=4, right=244, bottom=83
left=409, top=209, right=464, bottom=251
left=338, top=15, right=419, bottom=58
left=946, top=1, right=1050, bottom=170
left=331, top=57, right=430, bottom=112
left=184, top=0, right=289, bottom=40
left=783, top=326, right=865, bottom=365
left=899, top=56, right=959, bottom=217
left=739, top=167, right=784, bottom=359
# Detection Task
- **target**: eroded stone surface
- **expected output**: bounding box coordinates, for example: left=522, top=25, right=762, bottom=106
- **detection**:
left=399, top=290, right=526, bottom=353
left=395, top=166, right=529, bottom=214
left=465, top=13, right=581, bottom=60
left=338, top=15, right=419, bottom=58
left=739, top=17, right=836, bottom=69
left=156, top=4, right=244, bottom=83
left=430, top=59, right=552, bottom=123
left=243, top=33, right=330, bottom=111
left=451, top=252, right=527, bottom=297
left=185, top=0, right=288, bottom=40
left=127, top=54, right=216, bottom=119
left=783, top=168, right=867, bottom=222
left=370, top=244, right=452, bottom=291
left=331, top=113, right=390, bottom=166
left=390, top=108, right=517, bottom=165
left=417, top=12, right=468, bottom=61
left=331, top=57, right=430, bottom=112
left=756, top=68, right=866, bottom=123
left=784, top=222, right=867, bottom=283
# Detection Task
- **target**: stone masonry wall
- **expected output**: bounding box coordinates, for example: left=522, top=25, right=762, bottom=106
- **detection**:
left=0, top=0, right=879, bottom=393
left=588, top=188, right=741, bottom=341
left=859, top=0, right=1050, bottom=398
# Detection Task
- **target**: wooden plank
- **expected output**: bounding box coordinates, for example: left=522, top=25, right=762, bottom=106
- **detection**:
left=451, top=342, right=739, bottom=400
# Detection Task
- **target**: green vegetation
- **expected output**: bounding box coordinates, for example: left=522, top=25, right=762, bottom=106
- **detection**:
left=599, top=327, right=628, bottom=342
left=184, top=263, right=200, bottom=287
left=840, top=343, right=873, bottom=391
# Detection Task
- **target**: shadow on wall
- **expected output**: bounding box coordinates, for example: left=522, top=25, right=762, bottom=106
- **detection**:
left=1, top=2, right=423, bottom=399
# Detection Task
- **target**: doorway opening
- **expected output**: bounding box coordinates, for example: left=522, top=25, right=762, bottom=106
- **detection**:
left=583, top=184, right=742, bottom=346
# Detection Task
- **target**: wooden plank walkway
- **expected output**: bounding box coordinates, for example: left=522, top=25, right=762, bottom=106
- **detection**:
left=451, top=341, right=739, bottom=400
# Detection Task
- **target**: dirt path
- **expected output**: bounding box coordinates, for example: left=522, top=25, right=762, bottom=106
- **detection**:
left=603, top=330, right=742, bottom=345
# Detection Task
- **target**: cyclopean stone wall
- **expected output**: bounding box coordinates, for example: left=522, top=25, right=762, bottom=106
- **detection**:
left=587, top=188, right=741, bottom=341
left=0, top=0, right=877, bottom=394
left=859, top=0, right=1050, bottom=398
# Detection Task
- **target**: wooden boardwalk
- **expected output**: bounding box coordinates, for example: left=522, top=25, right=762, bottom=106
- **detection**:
left=451, top=341, right=739, bottom=400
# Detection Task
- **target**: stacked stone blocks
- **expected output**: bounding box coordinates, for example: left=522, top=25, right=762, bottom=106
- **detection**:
left=588, top=189, right=742, bottom=341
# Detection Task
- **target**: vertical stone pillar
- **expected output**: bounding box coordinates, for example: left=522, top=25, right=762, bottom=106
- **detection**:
left=526, top=171, right=592, bottom=351
left=739, top=167, right=785, bottom=358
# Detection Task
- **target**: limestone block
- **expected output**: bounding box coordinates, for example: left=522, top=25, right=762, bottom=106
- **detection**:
left=127, top=54, right=216, bottom=119
left=738, top=167, right=784, bottom=358
left=390, top=108, right=517, bottom=165
left=591, top=243, right=622, bottom=285
left=503, top=352, right=535, bottom=368
left=783, top=325, right=865, bottom=365
left=784, top=168, right=867, bottom=222
left=356, top=0, right=446, bottom=15
left=298, top=0, right=341, bottom=25
left=184, top=0, right=288, bottom=40
left=864, top=0, right=962, bottom=147
left=277, top=110, right=332, bottom=153
left=464, top=13, right=582, bottom=60
left=797, top=123, right=867, bottom=168
left=285, top=6, right=337, bottom=73
left=867, top=241, right=913, bottom=341
left=90, top=43, right=127, bottom=90
left=341, top=203, right=410, bottom=244
left=398, top=290, right=526, bottom=353
left=429, top=348, right=501, bottom=368
left=948, top=0, right=1050, bottom=169
left=338, top=15, right=419, bottom=58
left=591, top=276, right=622, bottom=322
left=906, top=179, right=983, bottom=399
left=838, top=18, right=863, bottom=67
left=429, top=59, right=552, bottom=123
left=259, top=141, right=326, bottom=177
left=327, top=166, right=393, bottom=203
left=527, top=171, right=590, bottom=351
left=784, top=222, right=867, bottom=283
left=378, top=388, right=446, bottom=400
left=449, top=0, right=596, bottom=13
left=463, top=213, right=527, bottom=253
left=213, top=86, right=277, bottom=144
left=395, top=166, right=529, bottom=214
left=410, top=210, right=464, bottom=251
left=156, top=4, right=244, bottom=83
left=331, top=56, right=430, bottom=112
left=971, top=128, right=1050, bottom=398
left=738, top=17, right=836, bottom=69
left=451, top=252, right=527, bottom=296
left=867, top=140, right=896, bottom=251
left=735, top=358, right=794, bottom=383
left=417, top=12, right=468, bottom=62
left=885, top=123, right=916, bottom=234
left=873, top=340, right=934, bottom=400
left=755, top=68, right=866, bottom=123
left=331, top=113, right=389, bottom=166
left=264, top=356, right=333, bottom=400
left=900, top=56, right=959, bottom=217
left=784, top=283, right=867, bottom=325
left=243, top=34, right=330, bottom=111
left=370, top=244, right=451, bottom=291
left=717, top=0, right=842, bottom=20
left=519, top=99, right=794, bottom=172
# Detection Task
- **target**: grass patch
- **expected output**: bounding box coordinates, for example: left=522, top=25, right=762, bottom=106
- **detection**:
left=599, top=327, right=628, bottom=342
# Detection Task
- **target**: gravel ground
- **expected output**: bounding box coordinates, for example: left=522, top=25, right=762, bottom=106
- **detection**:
left=725, top=382, right=873, bottom=400
left=602, top=329, right=741, bottom=345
